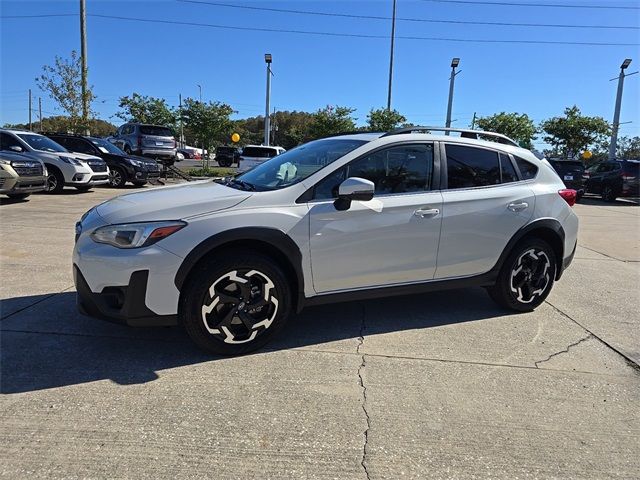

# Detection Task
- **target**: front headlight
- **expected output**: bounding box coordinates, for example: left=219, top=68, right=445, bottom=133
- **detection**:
left=59, top=156, right=83, bottom=166
left=91, top=221, right=186, bottom=249
left=127, top=158, right=144, bottom=167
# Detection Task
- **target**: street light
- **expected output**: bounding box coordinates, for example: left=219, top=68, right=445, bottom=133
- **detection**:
left=196, top=84, right=202, bottom=102
left=445, top=57, right=461, bottom=134
left=264, top=53, right=273, bottom=146
left=608, top=58, right=635, bottom=161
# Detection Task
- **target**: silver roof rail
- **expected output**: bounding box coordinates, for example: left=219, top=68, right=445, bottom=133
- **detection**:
left=382, top=126, right=519, bottom=147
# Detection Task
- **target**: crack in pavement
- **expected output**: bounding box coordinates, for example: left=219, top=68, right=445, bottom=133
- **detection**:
left=0, top=285, right=75, bottom=321
left=356, top=302, right=371, bottom=480
left=534, top=334, right=592, bottom=368
left=577, top=244, right=638, bottom=263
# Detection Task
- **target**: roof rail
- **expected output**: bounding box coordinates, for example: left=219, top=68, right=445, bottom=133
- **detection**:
left=382, top=126, right=519, bottom=147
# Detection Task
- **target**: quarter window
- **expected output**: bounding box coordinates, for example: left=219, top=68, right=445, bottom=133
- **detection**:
left=314, top=143, right=433, bottom=199
left=446, top=144, right=501, bottom=188
left=514, top=156, right=539, bottom=180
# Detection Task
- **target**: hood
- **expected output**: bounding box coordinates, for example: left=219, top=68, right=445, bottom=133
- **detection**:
left=96, top=180, right=251, bottom=223
left=69, top=152, right=105, bottom=163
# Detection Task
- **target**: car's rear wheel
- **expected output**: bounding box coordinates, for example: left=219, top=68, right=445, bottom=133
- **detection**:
left=601, top=184, right=617, bottom=202
left=487, top=238, right=556, bottom=312
left=109, top=167, right=126, bottom=188
left=180, top=252, right=292, bottom=355
left=45, top=168, right=64, bottom=194
left=218, top=158, right=232, bottom=167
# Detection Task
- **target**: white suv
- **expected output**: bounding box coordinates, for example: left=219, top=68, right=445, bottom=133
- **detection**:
left=0, top=129, right=110, bottom=193
left=238, top=145, right=286, bottom=172
left=73, top=128, right=579, bottom=355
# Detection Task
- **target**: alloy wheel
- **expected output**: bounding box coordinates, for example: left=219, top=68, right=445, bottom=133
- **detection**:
left=509, top=248, right=551, bottom=304
left=109, top=169, right=123, bottom=187
left=46, top=173, right=57, bottom=192
left=201, top=269, right=279, bottom=344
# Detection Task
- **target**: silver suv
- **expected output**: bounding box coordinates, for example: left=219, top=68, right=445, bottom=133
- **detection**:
left=0, top=150, right=47, bottom=199
left=73, top=127, right=579, bottom=355
left=111, top=123, right=177, bottom=165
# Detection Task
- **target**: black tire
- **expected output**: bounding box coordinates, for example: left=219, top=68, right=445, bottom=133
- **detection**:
left=601, top=184, right=617, bottom=202
left=6, top=193, right=30, bottom=200
left=487, top=238, right=557, bottom=312
left=132, top=181, right=147, bottom=187
left=75, top=186, right=92, bottom=192
left=109, top=167, right=127, bottom=188
left=180, top=251, right=292, bottom=355
left=218, top=158, right=232, bottom=167
left=123, top=145, right=132, bottom=155
left=45, top=167, right=65, bottom=194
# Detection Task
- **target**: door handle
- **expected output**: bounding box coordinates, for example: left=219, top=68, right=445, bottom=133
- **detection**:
left=414, top=208, right=440, bottom=218
left=508, top=202, right=529, bottom=212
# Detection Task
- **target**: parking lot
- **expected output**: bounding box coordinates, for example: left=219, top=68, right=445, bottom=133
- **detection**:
left=1, top=185, right=638, bottom=479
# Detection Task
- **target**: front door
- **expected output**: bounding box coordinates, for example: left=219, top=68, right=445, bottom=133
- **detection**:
left=308, top=143, right=443, bottom=293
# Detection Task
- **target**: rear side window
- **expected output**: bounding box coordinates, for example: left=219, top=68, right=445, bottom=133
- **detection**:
left=500, top=153, right=518, bottom=183
left=514, top=156, right=538, bottom=180
left=139, top=126, right=173, bottom=137
left=446, top=144, right=501, bottom=188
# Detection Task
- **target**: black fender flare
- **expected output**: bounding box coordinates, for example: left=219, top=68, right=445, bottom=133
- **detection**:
left=174, top=227, right=305, bottom=307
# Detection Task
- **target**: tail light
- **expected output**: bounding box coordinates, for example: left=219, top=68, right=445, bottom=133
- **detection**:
left=622, top=174, right=636, bottom=181
left=558, top=189, right=577, bottom=207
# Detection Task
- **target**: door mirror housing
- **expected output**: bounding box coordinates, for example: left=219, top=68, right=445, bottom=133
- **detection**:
left=334, top=177, right=375, bottom=211
left=9, top=145, right=23, bottom=153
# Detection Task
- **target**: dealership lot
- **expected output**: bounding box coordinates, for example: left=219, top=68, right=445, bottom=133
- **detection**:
left=1, top=186, right=638, bottom=479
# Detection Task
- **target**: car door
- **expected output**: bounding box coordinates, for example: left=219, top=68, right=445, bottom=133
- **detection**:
left=587, top=162, right=612, bottom=193
left=435, top=144, right=536, bottom=279
left=308, top=142, right=443, bottom=293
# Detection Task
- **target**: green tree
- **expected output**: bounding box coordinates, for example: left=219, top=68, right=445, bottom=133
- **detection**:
left=616, top=136, right=640, bottom=159
left=475, top=112, right=537, bottom=149
left=4, top=116, right=116, bottom=137
left=366, top=108, right=406, bottom=132
left=541, top=106, right=610, bottom=159
left=36, top=50, right=95, bottom=133
left=234, top=111, right=315, bottom=149
left=181, top=98, right=234, bottom=162
left=116, top=93, right=176, bottom=126
left=308, top=106, right=356, bottom=140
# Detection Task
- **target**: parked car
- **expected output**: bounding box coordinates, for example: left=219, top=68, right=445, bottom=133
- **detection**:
left=0, top=129, right=109, bottom=193
left=583, top=159, right=640, bottom=201
left=0, top=150, right=47, bottom=199
left=45, top=133, right=161, bottom=188
left=74, top=127, right=578, bottom=355
left=238, top=145, right=285, bottom=172
left=176, top=148, right=199, bottom=160
left=215, top=146, right=240, bottom=167
left=548, top=159, right=585, bottom=198
left=111, top=123, right=177, bottom=165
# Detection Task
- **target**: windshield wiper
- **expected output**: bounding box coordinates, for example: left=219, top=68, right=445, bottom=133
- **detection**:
left=229, top=179, right=256, bottom=191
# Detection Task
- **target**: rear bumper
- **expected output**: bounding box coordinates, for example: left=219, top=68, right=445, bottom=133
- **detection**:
left=557, top=240, right=577, bottom=280
left=74, top=265, right=178, bottom=327
left=140, top=148, right=176, bottom=159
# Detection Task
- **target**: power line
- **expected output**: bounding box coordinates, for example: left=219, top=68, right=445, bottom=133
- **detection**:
left=178, top=0, right=639, bottom=30
left=1, top=14, right=76, bottom=18
left=86, top=14, right=638, bottom=46
left=419, top=0, right=640, bottom=9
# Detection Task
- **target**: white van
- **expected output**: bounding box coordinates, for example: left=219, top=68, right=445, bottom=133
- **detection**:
left=238, top=145, right=285, bottom=172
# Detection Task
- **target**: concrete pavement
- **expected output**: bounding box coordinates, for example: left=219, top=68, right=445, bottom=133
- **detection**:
left=1, top=186, right=638, bottom=479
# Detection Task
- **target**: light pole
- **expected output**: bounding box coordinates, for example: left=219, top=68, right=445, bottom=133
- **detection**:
left=608, top=59, right=636, bottom=161
left=196, top=84, right=202, bottom=102
left=387, top=0, right=397, bottom=111
left=264, top=53, right=272, bottom=146
left=445, top=57, right=460, bottom=135
left=80, top=0, right=89, bottom=133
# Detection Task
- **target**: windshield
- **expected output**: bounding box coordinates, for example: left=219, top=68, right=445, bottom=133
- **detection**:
left=18, top=133, right=67, bottom=153
left=90, top=138, right=124, bottom=155
left=234, top=138, right=367, bottom=190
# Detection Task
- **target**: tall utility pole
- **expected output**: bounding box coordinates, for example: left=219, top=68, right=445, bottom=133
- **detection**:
left=386, top=0, right=397, bottom=111
left=179, top=94, right=184, bottom=149
left=80, top=0, right=89, bottom=133
left=608, top=58, right=636, bottom=161
left=39, top=97, right=42, bottom=132
left=445, top=57, right=461, bottom=135
left=28, top=89, right=32, bottom=131
left=197, top=84, right=202, bottom=102
left=471, top=112, right=477, bottom=129
left=264, top=53, right=272, bottom=146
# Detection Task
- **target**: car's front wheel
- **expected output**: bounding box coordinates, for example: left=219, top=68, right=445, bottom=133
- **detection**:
left=180, top=252, right=292, bottom=355
left=109, top=167, right=126, bottom=188
left=487, top=238, right=556, bottom=312
left=601, top=184, right=618, bottom=202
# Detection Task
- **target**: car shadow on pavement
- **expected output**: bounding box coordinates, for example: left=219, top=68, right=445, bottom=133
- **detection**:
left=578, top=195, right=639, bottom=206
left=0, top=287, right=509, bottom=394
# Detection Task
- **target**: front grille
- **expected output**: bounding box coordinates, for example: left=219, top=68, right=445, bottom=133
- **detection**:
left=87, top=162, right=107, bottom=173
left=146, top=163, right=160, bottom=172
left=13, top=165, right=44, bottom=176
left=91, top=175, right=109, bottom=181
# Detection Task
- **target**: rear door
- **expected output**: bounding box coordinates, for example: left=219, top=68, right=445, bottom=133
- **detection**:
left=436, top=143, right=535, bottom=279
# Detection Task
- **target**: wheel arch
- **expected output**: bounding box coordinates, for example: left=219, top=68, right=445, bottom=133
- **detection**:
left=175, top=227, right=305, bottom=312
left=493, top=219, right=566, bottom=281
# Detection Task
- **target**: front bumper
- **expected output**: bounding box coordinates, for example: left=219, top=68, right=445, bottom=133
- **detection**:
left=0, top=174, right=47, bottom=194
left=74, top=265, right=178, bottom=327
left=66, top=173, right=110, bottom=186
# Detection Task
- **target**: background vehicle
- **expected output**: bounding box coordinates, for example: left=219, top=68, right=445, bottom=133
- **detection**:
left=583, top=159, right=640, bottom=201
left=548, top=159, right=585, bottom=198
left=0, top=129, right=109, bottom=193
left=0, top=150, right=47, bottom=199
left=111, top=123, right=177, bottom=165
left=46, top=133, right=161, bottom=188
left=176, top=147, right=201, bottom=160
left=238, top=145, right=285, bottom=172
left=74, top=127, right=578, bottom=355
left=215, top=146, right=240, bottom=167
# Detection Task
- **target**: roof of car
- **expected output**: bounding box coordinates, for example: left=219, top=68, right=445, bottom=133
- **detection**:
left=1, top=128, right=35, bottom=135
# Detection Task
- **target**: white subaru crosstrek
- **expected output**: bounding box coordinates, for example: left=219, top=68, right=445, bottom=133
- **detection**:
left=73, top=128, right=579, bottom=355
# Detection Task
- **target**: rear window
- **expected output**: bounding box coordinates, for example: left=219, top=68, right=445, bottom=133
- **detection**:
left=446, top=144, right=502, bottom=188
left=621, top=161, right=640, bottom=175
left=242, top=147, right=278, bottom=158
left=139, top=126, right=174, bottom=137
left=514, top=156, right=539, bottom=180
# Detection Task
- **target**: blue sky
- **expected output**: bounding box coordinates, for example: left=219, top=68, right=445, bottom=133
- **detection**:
left=1, top=0, right=639, bottom=148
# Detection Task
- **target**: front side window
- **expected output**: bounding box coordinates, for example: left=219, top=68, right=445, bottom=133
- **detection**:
left=91, top=138, right=125, bottom=155
left=313, top=143, right=434, bottom=200
left=17, top=133, right=67, bottom=153
left=66, top=138, right=95, bottom=154
left=446, top=144, right=501, bottom=188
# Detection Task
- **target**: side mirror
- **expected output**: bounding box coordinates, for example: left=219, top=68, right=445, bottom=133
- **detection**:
left=334, top=177, right=375, bottom=211
left=9, top=146, right=23, bottom=153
